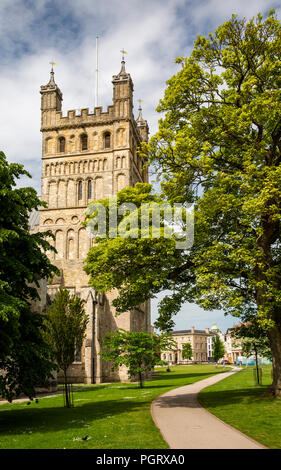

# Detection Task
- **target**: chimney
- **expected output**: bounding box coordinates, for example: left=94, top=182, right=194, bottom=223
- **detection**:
left=191, top=326, right=195, bottom=334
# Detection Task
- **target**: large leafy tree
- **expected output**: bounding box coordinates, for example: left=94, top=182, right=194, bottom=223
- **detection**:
left=84, top=12, right=281, bottom=397
left=43, top=289, right=88, bottom=407
left=99, top=329, right=175, bottom=388
left=84, top=183, right=187, bottom=329
left=0, top=151, right=58, bottom=401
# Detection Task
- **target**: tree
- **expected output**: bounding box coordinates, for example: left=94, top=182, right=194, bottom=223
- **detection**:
left=232, top=321, right=271, bottom=384
left=99, top=329, right=175, bottom=388
left=182, top=342, right=193, bottom=361
left=43, top=289, right=88, bottom=407
left=84, top=12, right=281, bottom=397
left=212, top=335, right=225, bottom=363
left=0, top=151, right=58, bottom=401
left=84, top=183, right=193, bottom=333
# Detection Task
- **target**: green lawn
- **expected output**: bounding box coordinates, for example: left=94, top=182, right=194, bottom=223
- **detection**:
left=198, top=365, right=281, bottom=449
left=0, top=365, right=228, bottom=449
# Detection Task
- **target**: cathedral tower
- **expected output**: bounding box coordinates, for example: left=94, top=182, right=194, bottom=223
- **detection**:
left=39, top=60, right=150, bottom=384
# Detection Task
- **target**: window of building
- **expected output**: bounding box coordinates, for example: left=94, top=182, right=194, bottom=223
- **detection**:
left=81, top=133, right=88, bottom=151
left=104, top=132, right=111, bottom=148
left=75, top=347, right=82, bottom=362
left=78, top=180, right=83, bottom=200
left=88, top=180, right=92, bottom=199
left=59, top=136, right=65, bottom=153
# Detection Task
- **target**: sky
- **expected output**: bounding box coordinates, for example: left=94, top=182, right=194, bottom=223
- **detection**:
left=1, top=0, right=280, bottom=333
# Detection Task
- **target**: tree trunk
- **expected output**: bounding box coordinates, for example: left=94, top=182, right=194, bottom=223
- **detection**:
left=64, top=370, right=70, bottom=408
left=254, top=345, right=259, bottom=385
left=138, top=371, right=143, bottom=389
left=268, top=324, right=281, bottom=397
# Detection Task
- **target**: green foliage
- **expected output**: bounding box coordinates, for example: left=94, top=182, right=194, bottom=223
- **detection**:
left=84, top=12, right=281, bottom=331
left=212, top=334, right=225, bottom=363
left=43, top=289, right=88, bottom=407
left=84, top=12, right=281, bottom=392
left=0, top=151, right=58, bottom=401
left=84, top=184, right=191, bottom=324
left=182, top=342, right=193, bottom=360
left=145, top=11, right=281, bottom=330
left=44, top=289, right=88, bottom=373
left=100, top=329, right=175, bottom=388
left=232, top=321, right=272, bottom=359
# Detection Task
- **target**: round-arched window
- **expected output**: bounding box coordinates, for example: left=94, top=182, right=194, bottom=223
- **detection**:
left=104, top=132, right=111, bottom=149
left=81, top=134, right=88, bottom=151
left=59, top=136, right=66, bottom=153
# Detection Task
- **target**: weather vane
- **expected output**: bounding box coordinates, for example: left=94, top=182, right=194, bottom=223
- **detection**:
left=120, top=49, right=127, bottom=61
left=49, top=61, right=56, bottom=72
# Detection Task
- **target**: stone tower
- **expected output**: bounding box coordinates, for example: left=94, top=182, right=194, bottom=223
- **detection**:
left=39, top=60, right=150, bottom=383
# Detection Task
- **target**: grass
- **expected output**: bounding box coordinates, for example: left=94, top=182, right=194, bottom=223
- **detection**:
left=198, top=365, right=281, bottom=449
left=0, top=364, right=229, bottom=449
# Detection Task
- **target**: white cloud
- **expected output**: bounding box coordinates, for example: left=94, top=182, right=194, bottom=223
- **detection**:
left=191, top=0, right=278, bottom=26
left=0, top=0, right=188, bottom=190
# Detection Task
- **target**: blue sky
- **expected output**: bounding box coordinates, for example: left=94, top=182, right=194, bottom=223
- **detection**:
left=1, top=0, right=280, bottom=332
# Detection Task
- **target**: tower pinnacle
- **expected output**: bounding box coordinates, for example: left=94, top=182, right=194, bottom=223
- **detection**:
left=48, top=62, right=57, bottom=86
left=136, top=99, right=149, bottom=142
left=40, top=62, right=62, bottom=119
left=136, top=99, right=145, bottom=123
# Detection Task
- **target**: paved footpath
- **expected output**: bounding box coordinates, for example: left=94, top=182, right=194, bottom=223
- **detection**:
left=151, top=368, right=267, bottom=449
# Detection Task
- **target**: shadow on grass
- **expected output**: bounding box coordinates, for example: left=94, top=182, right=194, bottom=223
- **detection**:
left=0, top=397, right=152, bottom=436
left=198, top=386, right=270, bottom=408
left=61, top=371, right=229, bottom=393
left=149, top=371, right=228, bottom=382
left=154, top=387, right=268, bottom=410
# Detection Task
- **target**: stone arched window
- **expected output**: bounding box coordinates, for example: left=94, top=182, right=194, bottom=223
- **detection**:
left=67, top=229, right=75, bottom=260
left=59, top=136, right=66, bottom=153
left=78, top=180, right=83, bottom=200
left=87, top=179, right=92, bottom=199
left=81, top=133, right=88, bottom=151
left=104, top=132, right=111, bottom=149
left=75, top=347, right=82, bottom=362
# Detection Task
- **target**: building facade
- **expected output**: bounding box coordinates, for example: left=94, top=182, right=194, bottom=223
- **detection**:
left=224, top=328, right=242, bottom=363
left=161, top=327, right=210, bottom=364
left=36, top=60, right=151, bottom=384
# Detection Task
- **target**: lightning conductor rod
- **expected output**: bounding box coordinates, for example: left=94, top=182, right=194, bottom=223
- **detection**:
left=95, top=35, right=99, bottom=108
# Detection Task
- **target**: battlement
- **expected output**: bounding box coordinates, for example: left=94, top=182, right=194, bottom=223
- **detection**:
left=41, top=101, right=136, bottom=131
left=41, top=60, right=138, bottom=131
left=59, top=104, right=115, bottom=123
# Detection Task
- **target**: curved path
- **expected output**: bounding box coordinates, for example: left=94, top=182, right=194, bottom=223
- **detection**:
left=151, top=368, right=266, bottom=449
